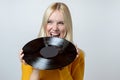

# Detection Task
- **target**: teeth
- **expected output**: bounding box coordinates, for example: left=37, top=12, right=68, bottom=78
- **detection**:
left=52, top=35, right=59, bottom=37
left=51, top=35, right=59, bottom=37
left=50, top=33, right=60, bottom=37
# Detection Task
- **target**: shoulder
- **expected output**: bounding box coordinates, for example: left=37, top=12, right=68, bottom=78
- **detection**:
left=77, top=48, right=85, bottom=59
left=69, top=47, right=85, bottom=69
left=73, top=47, right=85, bottom=64
left=75, top=45, right=85, bottom=59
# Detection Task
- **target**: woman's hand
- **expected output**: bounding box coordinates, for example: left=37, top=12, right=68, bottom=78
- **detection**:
left=19, top=50, right=40, bottom=80
left=75, top=44, right=80, bottom=58
left=19, top=50, right=26, bottom=64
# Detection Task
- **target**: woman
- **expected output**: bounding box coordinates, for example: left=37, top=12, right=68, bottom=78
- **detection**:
left=20, top=2, right=85, bottom=80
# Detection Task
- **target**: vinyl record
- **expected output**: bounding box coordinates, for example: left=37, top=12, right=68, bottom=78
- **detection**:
left=22, top=37, right=77, bottom=70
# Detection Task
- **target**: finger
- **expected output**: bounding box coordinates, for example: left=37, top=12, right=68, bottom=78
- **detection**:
left=19, top=50, right=24, bottom=61
left=74, top=44, right=80, bottom=58
left=19, top=54, right=24, bottom=62
left=75, top=44, right=79, bottom=53
left=20, top=53, right=24, bottom=59
left=19, top=49, right=23, bottom=55
left=20, top=55, right=27, bottom=64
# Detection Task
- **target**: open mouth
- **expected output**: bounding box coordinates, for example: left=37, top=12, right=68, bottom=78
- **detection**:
left=50, top=33, right=60, bottom=37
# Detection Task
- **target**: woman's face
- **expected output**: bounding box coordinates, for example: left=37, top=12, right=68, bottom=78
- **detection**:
left=45, top=10, right=66, bottom=38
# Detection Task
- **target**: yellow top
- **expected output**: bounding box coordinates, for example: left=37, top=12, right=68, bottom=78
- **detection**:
left=21, top=49, right=85, bottom=80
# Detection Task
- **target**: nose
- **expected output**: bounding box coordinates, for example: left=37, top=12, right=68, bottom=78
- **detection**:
left=52, top=23, right=58, bottom=31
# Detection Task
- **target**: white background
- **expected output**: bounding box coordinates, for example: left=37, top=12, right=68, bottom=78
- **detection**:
left=0, top=0, right=120, bottom=80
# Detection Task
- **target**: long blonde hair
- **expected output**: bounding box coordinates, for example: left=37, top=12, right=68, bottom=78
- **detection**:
left=38, top=2, right=73, bottom=42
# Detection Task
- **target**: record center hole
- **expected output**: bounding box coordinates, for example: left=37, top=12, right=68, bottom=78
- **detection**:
left=40, top=46, right=58, bottom=58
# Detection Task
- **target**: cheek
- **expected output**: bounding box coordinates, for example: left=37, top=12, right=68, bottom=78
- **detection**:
left=60, top=26, right=67, bottom=37
left=62, top=29, right=66, bottom=34
left=45, top=25, right=50, bottom=36
left=46, top=25, right=51, bottom=31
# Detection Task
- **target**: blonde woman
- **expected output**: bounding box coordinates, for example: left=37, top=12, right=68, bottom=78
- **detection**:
left=20, top=2, right=85, bottom=80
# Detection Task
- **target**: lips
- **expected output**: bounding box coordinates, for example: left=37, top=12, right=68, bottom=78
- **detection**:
left=50, top=33, right=60, bottom=37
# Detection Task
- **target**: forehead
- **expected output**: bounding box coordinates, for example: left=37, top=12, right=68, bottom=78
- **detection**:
left=49, top=10, right=64, bottom=21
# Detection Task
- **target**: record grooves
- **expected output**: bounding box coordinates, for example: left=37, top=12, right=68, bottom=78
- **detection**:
left=22, top=37, right=77, bottom=70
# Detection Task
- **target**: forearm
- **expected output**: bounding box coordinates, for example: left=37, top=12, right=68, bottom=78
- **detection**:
left=30, top=69, right=40, bottom=80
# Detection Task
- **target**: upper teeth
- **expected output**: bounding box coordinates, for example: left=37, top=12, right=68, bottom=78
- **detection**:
left=51, top=33, right=59, bottom=37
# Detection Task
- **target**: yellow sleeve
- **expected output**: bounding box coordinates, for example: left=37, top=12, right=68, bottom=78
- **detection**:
left=21, top=63, right=33, bottom=80
left=71, top=49, right=85, bottom=80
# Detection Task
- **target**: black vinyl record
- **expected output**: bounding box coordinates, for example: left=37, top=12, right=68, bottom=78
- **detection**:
left=22, top=37, right=77, bottom=70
